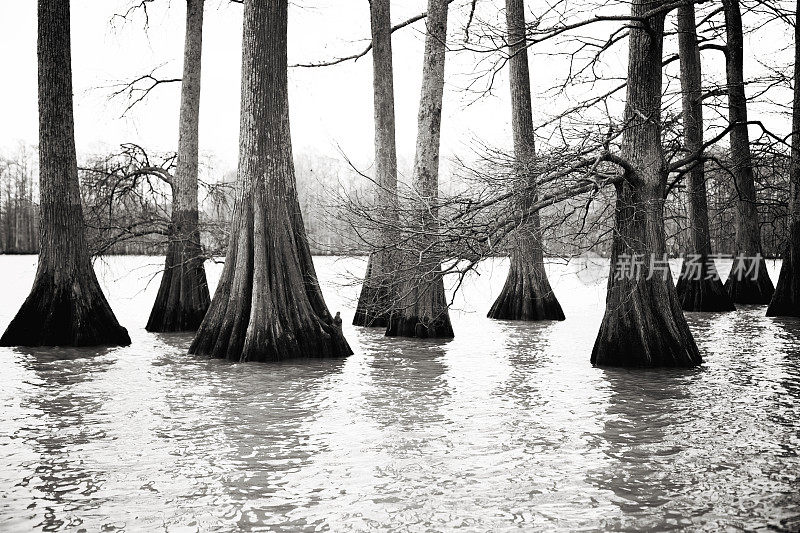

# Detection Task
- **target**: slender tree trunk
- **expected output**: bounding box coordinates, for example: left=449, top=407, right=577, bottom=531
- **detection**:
left=590, top=0, right=700, bottom=367
left=146, top=0, right=210, bottom=332
left=385, top=0, right=454, bottom=338
left=766, top=0, right=800, bottom=316
left=189, top=0, right=351, bottom=362
left=722, top=0, right=775, bottom=303
left=0, top=0, right=130, bottom=347
left=488, top=0, right=565, bottom=321
left=675, top=2, right=735, bottom=312
left=353, top=0, right=400, bottom=327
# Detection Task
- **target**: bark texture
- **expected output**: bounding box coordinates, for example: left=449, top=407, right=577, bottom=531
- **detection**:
left=0, top=0, right=131, bottom=347
left=722, top=0, right=775, bottom=304
left=146, top=0, right=210, bottom=332
left=488, top=0, right=565, bottom=321
left=188, top=0, right=351, bottom=361
left=590, top=0, right=700, bottom=367
left=353, top=0, right=400, bottom=327
left=385, top=0, right=454, bottom=339
left=674, top=2, right=735, bottom=312
left=766, top=0, right=800, bottom=317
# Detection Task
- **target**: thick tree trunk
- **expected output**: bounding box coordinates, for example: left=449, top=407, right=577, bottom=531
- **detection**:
left=766, top=0, right=800, bottom=316
left=188, top=0, right=351, bottom=362
left=146, top=0, right=210, bottom=332
left=385, top=0, right=454, bottom=338
left=353, top=0, right=400, bottom=327
left=488, top=0, right=565, bottom=321
left=675, top=2, right=735, bottom=312
left=722, top=0, right=775, bottom=303
left=590, top=0, right=700, bottom=367
left=0, top=0, right=130, bottom=347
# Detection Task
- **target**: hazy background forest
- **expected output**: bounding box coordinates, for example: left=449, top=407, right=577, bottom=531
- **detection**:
left=0, top=142, right=790, bottom=257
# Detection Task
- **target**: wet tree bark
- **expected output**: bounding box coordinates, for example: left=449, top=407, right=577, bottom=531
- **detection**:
left=353, top=0, right=400, bottom=328
left=675, top=2, right=735, bottom=312
left=0, top=0, right=131, bottom=347
left=766, top=0, right=800, bottom=317
left=487, top=0, right=565, bottom=321
left=146, top=0, right=210, bottom=332
left=590, top=0, right=700, bottom=367
left=188, top=0, right=351, bottom=361
left=722, top=0, right=775, bottom=303
left=385, top=0, right=454, bottom=338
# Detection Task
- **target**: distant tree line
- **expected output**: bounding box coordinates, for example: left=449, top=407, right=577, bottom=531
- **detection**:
left=0, top=143, right=790, bottom=258
left=0, top=145, right=365, bottom=256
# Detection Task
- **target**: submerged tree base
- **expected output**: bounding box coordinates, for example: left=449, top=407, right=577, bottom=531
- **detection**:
left=724, top=256, right=775, bottom=304
left=353, top=253, right=393, bottom=328
left=385, top=314, right=454, bottom=338
left=191, top=319, right=350, bottom=363
left=591, top=277, right=701, bottom=367
left=146, top=211, right=210, bottom=333
left=385, top=271, right=454, bottom=339
left=487, top=265, right=565, bottom=321
left=0, top=273, right=131, bottom=347
left=766, top=255, right=800, bottom=316
left=676, top=259, right=735, bottom=312
left=146, top=277, right=209, bottom=332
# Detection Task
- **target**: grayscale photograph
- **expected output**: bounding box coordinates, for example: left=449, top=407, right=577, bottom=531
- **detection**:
left=0, top=0, right=799, bottom=531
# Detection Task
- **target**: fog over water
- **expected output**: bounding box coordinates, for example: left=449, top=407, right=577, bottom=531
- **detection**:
left=0, top=256, right=799, bottom=531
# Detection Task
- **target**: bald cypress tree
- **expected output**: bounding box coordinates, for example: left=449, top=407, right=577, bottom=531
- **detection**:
left=353, top=0, right=400, bottom=328
left=487, top=0, right=565, bottom=321
left=722, top=0, right=775, bottom=304
left=146, top=0, right=211, bottom=332
left=188, top=0, right=351, bottom=361
left=385, top=0, right=454, bottom=338
left=674, top=1, right=735, bottom=312
left=590, top=0, right=700, bottom=367
left=0, top=0, right=130, bottom=347
left=766, top=0, right=800, bottom=317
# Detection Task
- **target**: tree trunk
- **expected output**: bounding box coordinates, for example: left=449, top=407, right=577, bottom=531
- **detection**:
left=590, top=0, right=700, bottom=367
left=722, top=0, right=775, bottom=303
left=766, top=0, right=800, bottom=316
left=487, top=0, right=565, bottom=322
left=353, top=0, right=400, bottom=328
left=146, top=0, right=211, bottom=332
left=188, top=0, right=351, bottom=362
left=385, top=0, right=454, bottom=339
left=674, top=2, right=735, bottom=312
left=0, top=0, right=130, bottom=347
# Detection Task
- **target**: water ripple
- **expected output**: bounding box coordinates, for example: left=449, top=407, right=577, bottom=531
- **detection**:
left=0, top=256, right=798, bottom=531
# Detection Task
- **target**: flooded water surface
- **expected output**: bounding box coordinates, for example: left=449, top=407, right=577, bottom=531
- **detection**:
left=1, top=256, right=799, bottom=531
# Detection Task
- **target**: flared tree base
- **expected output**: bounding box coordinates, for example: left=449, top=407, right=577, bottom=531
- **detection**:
left=384, top=270, right=454, bottom=339
left=724, top=256, right=775, bottom=304
left=766, top=255, right=800, bottom=317
left=591, top=279, right=701, bottom=368
left=146, top=300, right=209, bottom=332
left=385, top=314, right=454, bottom=338
left=0, top=272, right=131, bottom=347
left=487, top=266, right=565, bottom=321
left=145, top=262, right=210, bottom=332
left=146, top=214, right=211, bottom=332
left=190, top=319, right=351, bottom=362
left=353, top=253, right=393, bottom=328
left=352, top=286, right=391, bottom=327
left=675, top=259, right=735, bottom=312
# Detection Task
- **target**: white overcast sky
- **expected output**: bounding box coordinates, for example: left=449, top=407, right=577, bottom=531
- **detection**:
left=0, top=0, right=794, bottom=176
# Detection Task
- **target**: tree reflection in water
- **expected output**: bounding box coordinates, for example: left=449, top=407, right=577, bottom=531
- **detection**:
left=6, top=347, right=117, bottom=532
